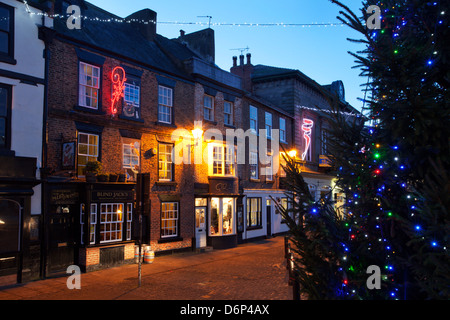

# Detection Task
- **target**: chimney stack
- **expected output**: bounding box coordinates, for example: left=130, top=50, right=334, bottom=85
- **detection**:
left=180, top=30, right=185, bottom=37
left=232, top=56, right=237, bottom=67
left=126, top=9, right=157, bottom=42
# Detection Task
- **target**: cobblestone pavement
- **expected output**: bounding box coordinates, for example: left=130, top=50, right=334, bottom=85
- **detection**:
left=0, top=236, right=292, bottom=301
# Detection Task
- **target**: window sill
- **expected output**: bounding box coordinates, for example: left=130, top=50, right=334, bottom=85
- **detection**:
left=247, top=226, right=263, bottom=231
left=119, top=114, right=144, bottom=123
left=249, top=178, right=260, bottom=183
left=265, top=180, right=275, bottom=184
left=74, top=105, right=106, bottom=115
left=156, top=181, right=177, bottom=186
left=203, top=119, right=217, bottom=125
left=158, top=236, right=183, bottom=244
left=224, top=124, right=235, bottom=129
left=0, top=55, right=17, bottom=65
left=155, top=121, right=177, bottom=128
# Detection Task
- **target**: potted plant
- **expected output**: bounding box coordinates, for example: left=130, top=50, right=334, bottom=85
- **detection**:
left=85, top=161, right=102, bottom=183
left=109, top=173, right=119, bottom=182
left=97, top=172, right=109, bottom=182
left=118, top=173, right=126, bottom=182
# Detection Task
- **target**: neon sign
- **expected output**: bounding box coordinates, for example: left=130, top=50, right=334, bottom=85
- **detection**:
left=301, top=118, right=314, bottom=160
left=111, top=66, right=127, bottom=114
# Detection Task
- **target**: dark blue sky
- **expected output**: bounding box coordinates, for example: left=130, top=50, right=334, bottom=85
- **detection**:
left=89, top=0, right=366, bottom=110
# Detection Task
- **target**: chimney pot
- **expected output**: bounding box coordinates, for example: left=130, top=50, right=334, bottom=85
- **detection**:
left=180, top=30, right=185, bottom=37
left=232, top=56, right=237, bottom=67
left=246, top=53, right=251, bottom=65
left=239, top=55, right=244, bottom=66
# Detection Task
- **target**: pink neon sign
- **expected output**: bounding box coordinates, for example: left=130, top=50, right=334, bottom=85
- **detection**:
left=111, top=66, right=127, bottom=114
left=301, top=118, right=314, bottom=160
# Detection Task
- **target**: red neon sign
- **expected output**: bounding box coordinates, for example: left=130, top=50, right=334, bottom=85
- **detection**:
left=301, top=118, right=314, bottom=160
left=111, top=66, right=127, bottom=114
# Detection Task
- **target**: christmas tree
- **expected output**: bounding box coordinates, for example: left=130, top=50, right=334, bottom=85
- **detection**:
left=277, top=0, right=449, bottom=299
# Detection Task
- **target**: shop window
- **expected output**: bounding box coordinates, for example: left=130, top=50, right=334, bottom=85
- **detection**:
left=161, top=202, right=178, bottom=238
left=158, top=85, right=173, bottom=124
left=80, top=203, right=97, bottom=245
left=158, top=143, right=173, bottom=181
left=77, top=132, right=99, bottom=176
left=79, top=62, right=100, bottom=109
left=210, top=198, right=234, bottom=236
left=100, top=203, right=124, bottom=243
left=246, top=197, right=262, bottom=228
left=203, top=95, right=214, bottom=121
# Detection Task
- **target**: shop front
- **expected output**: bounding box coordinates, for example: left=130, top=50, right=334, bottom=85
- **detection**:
left=195, top=176, right=239, bottom=250
left=44, top=180, right=136, bottom=274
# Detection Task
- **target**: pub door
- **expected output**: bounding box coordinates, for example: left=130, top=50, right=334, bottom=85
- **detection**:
left=46, top=204, right=76, bottom=276
left=0, top=199, right=22, bottom=286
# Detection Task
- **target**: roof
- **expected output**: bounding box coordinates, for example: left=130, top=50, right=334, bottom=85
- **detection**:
left=52, top=1, right=191, bottom=79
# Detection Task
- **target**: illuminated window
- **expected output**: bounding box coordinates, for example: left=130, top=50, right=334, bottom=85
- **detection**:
left=247, top=197, right=262, bottom=228
left=204, top=95, right=214, bottom=121
left=79, top=62, right=100, bottom=109
left=250, top=151, right=258, bottom=179
left=161, top=202, right=178, bottom=238
left=266, top=151, right=273, bottom=181
left=209, top=143, right=236, bottom=176
left=123, top=141, right=140, bottom=169
left=100, top=203, right=124, bottom=243
left=210, top=198, right=234, bottom=236
left=158, top=86, right=173, bottom=124
left=123, top=77, right=140, bottom=119
left=158, top=143, right=173, bottom=181
left=80, top=203, right=97, bottom=244
left=77, top=132, right=99, bottom=176
left=224, top=101, right=233, bottom=126
left=126, top=203, right=133, bottom=241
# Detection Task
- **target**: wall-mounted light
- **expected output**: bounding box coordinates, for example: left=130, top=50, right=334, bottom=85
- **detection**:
left=192, top=121, right=203, bottom=146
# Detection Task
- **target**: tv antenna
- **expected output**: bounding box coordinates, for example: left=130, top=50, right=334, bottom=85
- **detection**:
left=197, top=15, right=213, bottom=28
left=230, top=46, right=250, bottom=55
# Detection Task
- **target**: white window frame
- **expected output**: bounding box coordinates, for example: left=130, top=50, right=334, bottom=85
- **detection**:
left=80, top=203, right=97, bottom=245
left=250, top=151, right=259, bottom=179
left=224, top=101, right=233, bottom=126
left=321, top=129, right=328, bottom=155
left=208, top=143, right=236, bottom=177
left=266, top=150, right=273, bottom=181
left=265, top=112, right=272, bottom=139
left=158, top=85, right=173, bottom=124
left=280, top=118, right=286, bottom=143
left=79, top=62, right=100, bottom=109
left=158, top=143, right=174, bottom=181
left=161, top=202, right=179, bottom=238
left=126, top=203, right=133, bottom=241
left=123, top=142, right=140, bottom=169
left=203, top=95, right=214, bottom=121
left=77, top=132, right=99, bottom=176
left=250, top=105, right=258, bottom=133
left=100, top=203, right=124, bottom=243
left=124, top=82, right=140, bottom=107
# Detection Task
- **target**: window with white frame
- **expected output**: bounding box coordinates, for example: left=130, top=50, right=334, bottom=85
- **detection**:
left=126, top=203, right=133, bottom=240
left=250, top=105, right=258, bottom=132
left=224, top=101, right=233, bottom=126
left=265, top=112, right=272, bottom=139
left=209, top=143, right=236, bottom=176
left=250, top=151, right=259, bottom=179
left=100, top=203, right=124, bottom=243
left=158, top=86, right=173, bottom=124
left=123, top=141, right=140, bottom=170
left=266, top=150, right=273, bottom=181
left=247, top=197, right=262, bottom=228
left=80, top=203, right=97, bottom=245
left=280, top=118, right=286, bottom=143
left=203, top=95, right=214, bottom=121
left=123, top=77, right=140, bottom=119
left=79, top=62, right=100, bottom=109
left=158, top=143, right=173, bottom=181
left=77, top=132, right=99, bottom=176
left=321, top=129, right=328, bottom=155
left=161, top=202, right=178, bottom=238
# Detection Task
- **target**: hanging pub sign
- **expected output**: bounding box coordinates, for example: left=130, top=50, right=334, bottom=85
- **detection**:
left=61, top=141, right=76, bottom=170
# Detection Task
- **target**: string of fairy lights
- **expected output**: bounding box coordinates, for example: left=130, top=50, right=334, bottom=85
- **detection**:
left=22, top=0, right=345, bottom=28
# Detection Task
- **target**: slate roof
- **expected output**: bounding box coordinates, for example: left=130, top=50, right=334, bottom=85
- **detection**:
left=52, top=1, right=192, bottom=79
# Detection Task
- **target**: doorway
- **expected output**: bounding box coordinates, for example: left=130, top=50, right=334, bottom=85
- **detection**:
left=195, top=198, right=207, bottom=248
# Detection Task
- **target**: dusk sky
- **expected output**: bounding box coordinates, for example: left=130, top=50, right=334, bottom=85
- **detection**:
left=89, top=0, right=366, bottom=111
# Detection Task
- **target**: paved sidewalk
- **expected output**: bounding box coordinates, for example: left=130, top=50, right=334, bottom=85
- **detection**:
left=0, top=236, right=292, bottom=300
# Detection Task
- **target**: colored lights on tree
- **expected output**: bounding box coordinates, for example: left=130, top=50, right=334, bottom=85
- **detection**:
left=111, top=66, right=127, bottom=115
